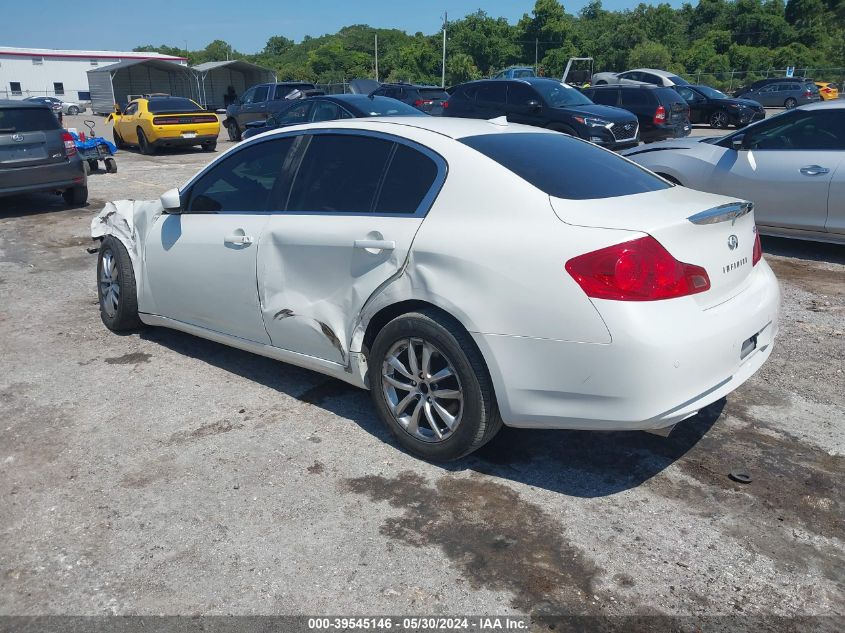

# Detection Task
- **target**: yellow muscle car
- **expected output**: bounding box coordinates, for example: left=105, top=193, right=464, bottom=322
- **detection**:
left=109, top=96, right=220, bottom=155
left=815, top=82, right=839, bottom=101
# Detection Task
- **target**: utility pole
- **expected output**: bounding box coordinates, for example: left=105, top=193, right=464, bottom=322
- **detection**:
left=375, top=33, right=379, bottom=82
left=535, top=38, right=539, bottom=71
left=441, top=11, right=447, bottom=88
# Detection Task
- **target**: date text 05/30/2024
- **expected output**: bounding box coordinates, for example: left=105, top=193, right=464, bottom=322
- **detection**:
left=307, top=617, right=530, bottom=630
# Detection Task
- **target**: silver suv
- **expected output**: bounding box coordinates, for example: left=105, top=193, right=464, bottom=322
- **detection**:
left=0, top=100, right=87, bottom=205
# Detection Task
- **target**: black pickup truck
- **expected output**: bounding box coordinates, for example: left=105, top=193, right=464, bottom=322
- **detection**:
left=223, top=82, right=321, bottom=141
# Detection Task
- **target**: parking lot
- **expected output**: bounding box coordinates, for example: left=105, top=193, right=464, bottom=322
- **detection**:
left=1, top=112, right=843, bottom=629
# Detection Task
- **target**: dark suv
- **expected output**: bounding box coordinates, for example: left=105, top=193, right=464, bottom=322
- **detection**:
left=444, top=78, right=640, bottom=150
left=581, top=84, right=690, bottom=142
left=224, top=82, right=318, bottom=140
left=0, top=100, right=87, bottom=205
left=370, top=83, right=450, bottom=115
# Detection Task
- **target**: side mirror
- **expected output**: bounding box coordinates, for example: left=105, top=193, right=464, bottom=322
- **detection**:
left=731, top=134, right=745, bottom=151
left=112, top=104, right=121, bottom=115
left=160, top=187, right=182, bottom=213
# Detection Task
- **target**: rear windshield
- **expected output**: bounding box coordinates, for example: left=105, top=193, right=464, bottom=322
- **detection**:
left=418, top=88, right=449, bottom=100
left=695, top=85, right=729, bottom=99
left=655, top=87, right=686, bottom=103
left=0, top=107, right=60, bottom=133
left=460, top=132, right=670, bottom=200
left=357, top=97, right=422, bottom=116
left=667, top=75, right=689, bottom=85
left=147, top=98, right=203, bottom=114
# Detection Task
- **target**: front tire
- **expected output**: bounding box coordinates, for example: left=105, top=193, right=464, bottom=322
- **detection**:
left=67, top=106, right=79, bottom=115
left=709, top=110, right=729, bottom=129
left=784, top=97, right=797, bottom=109
left=97, top=236, right=141, bottom=332
left=369, top=309, right=502, bottom=461
left=226, top=120, right=241, bottom=142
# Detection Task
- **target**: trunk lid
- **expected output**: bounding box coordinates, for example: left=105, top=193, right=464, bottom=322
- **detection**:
left=550, top=186, right=759, bottom=309
left=0, top=107, right=65, bottom=169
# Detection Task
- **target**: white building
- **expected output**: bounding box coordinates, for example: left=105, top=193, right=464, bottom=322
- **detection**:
left=0, top=47, right=187, bottom=102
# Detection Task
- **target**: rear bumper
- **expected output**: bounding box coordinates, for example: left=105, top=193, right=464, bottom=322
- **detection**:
left=475, top=260, right=780, bottom=430
left=0, top=159, right=85, bottom=197
left=150, top=123, right=220, bottom=146
left=641, top=122, right=691, bottom=143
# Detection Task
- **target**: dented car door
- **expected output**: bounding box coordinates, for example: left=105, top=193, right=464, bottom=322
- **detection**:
left=258, top=131, right=445, bottom=365
left=144, top=137, right=295, bottom=343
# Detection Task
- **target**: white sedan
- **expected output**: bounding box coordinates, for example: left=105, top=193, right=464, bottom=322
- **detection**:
left=91, top=117, right=780, bottom=460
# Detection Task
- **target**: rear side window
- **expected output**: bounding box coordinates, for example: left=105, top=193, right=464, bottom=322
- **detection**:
left=0, top=107, right=60, bottom=132
left=476, top=83, right=507, bottom=103
left=621, top=89, right=653, bottom=107
left=376, top=144, right=439, bottom=214
left=460, top=132, right=669, bottom=200
left=187, top=138, right=294, bottom=213
left=288, top=135, right=394, bottom=213
left=507, top=83, right=538, bottom=105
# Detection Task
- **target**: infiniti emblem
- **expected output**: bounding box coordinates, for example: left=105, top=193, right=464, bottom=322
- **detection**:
left=727, top=235, right=739, bottom=250
left=11, top=133, right=24, bottom=142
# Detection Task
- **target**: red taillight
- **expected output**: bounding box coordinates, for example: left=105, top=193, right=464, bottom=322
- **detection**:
left=804, top=90, right=812, bottom=97
left=413, top=99, right=433, bottom=107
left=752, top=227, right=762, bottom=266
left=62, top=131, right=76, bottom=157
left=565, top=236, right=711, bottom=301
left=442, top=100, right=449, bottom=108
left=653, top=105, right=666, bottom=125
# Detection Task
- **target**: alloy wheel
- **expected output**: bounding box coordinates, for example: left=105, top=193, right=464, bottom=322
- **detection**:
left=381, top=338, right=464, bottom=443
left=710, top=111, right=728, bottom=128
left=99, top=249, right=120, bottom=317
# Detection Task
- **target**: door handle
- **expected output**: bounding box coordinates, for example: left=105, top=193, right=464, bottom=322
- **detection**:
left=800, top=165, right=830, bottom=176
left=354, top=239, right=395, bottom=251
left=224, top=234, right=253, bottom=245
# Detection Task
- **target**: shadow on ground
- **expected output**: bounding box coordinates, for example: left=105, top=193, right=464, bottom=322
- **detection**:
left=141, top=327, right=721, bottom=499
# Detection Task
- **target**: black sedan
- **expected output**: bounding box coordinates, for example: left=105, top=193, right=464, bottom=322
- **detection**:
left=674, top=85, right=765, bottom=129
left=241, top=94, right=424, bottom=139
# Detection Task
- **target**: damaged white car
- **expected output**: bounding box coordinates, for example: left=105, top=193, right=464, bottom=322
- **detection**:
left=92, top=117, right=780, bottom=460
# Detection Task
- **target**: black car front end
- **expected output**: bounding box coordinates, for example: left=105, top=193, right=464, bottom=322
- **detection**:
left=726, top=101, right=765, bottom=126
left=567, top=108, right=640, bottom=150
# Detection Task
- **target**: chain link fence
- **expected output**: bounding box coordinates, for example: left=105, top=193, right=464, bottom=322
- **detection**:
left=681, top=68, right=844, bottom=92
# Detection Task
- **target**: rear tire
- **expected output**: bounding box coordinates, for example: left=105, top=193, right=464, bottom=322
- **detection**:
left=62, top=185, right=88, bottom=206
left=369, top=309, right=503, bottom=461
left=137, top=128, right=154, bottom=155
left=67, top=106, right=80, bottom=115
left=202, top=140, right=217, bottom=152
left=226, top=119, right=241, bottom=142
left=784, top=97, right=797, bottom=109
left=97, top=236, right=141, bottom=332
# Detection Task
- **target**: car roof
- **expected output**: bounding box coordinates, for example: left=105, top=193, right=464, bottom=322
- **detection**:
left=379, top=83, right=443, bottom=89
left=588, top=83, right=662, bottom=89
left=627, top=68, right=679, bottom=77
left=0, top=99, right=52, bottom=109
left=799, top=99, right=845, bottom=111
left=258, top=115, right=550, bottom=141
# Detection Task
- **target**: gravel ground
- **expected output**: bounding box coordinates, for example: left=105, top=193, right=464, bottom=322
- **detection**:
left=0, top=114, right=842, bottom=632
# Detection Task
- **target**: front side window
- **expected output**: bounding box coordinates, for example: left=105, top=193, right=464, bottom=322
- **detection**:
left=460, top=132, right=670, bottom=200
left=619, top=71, right=641, bottom=82
left=124, top=102, right=138, bottom=115
left=532, top=81, right=593, bottom=107
left=675, top=86, right=700, bottom=102
left=507, top=83, right=538, bottom=105
left=288, top=135, right=394, bottom=213
left=274, top=101, right=311, bottom=126
left=240, top=88, right=256, bottom=104
left=741, top=110, right=845, bottom=150
left=186, top=138, right=294, bottom=212
left=309, top=101, right=345, bottom=122
left=252, top=86, right=269, bottom=103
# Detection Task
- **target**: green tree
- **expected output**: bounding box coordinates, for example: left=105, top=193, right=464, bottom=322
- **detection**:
left=627, top=41, right=673, bottom=68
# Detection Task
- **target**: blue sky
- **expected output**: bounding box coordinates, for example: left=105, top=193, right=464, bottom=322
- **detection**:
left=6, top=0, right=683, bottom=53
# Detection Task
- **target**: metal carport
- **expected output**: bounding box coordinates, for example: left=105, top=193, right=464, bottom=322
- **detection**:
left=87, top=59, right=200, bottom=115
left=193, top=60, right=276, bottom=110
